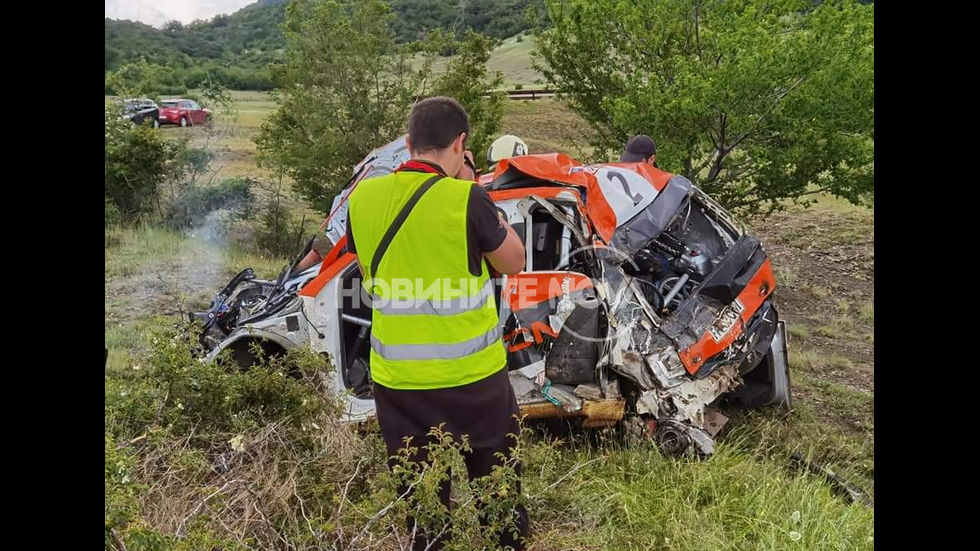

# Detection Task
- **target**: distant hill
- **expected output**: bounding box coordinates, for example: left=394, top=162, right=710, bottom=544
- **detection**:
left=105, top=0, right=541, bottom=91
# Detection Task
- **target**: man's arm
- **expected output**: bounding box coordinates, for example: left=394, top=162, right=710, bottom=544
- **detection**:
left=295, top=249, right=322, bottom=272
left=469, top=184, right=525, bottom=276
left=295, top=232, right=333, bottom=271
left=485, top=215, right=525, bottom=275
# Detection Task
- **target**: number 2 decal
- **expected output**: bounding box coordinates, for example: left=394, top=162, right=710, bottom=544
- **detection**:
left=607, top=170, right=643, bottom=206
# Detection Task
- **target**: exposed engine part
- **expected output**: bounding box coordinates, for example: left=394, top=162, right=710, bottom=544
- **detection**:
left=655, top=421, right=692, bottom=457
left=650, top=233, right=686, bottom=257
left=624, top=248, right=669, bottom=278
left=678, top=249, right=712, bottom=277
left=632, top=278, right=664, bottom=312
left=654, top=420, right=716, bottom=457
left=662, top=273, right=691, bottom=309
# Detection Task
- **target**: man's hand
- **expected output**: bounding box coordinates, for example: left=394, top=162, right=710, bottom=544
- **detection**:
left=458, top=150, right=478, bottom=181
left=295, top=249, right=323, bottom=272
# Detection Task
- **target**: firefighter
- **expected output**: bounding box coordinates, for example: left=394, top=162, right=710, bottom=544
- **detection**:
left=347, top=96, right=529, bottom=551
left=486, top=134, right=529, bottom=172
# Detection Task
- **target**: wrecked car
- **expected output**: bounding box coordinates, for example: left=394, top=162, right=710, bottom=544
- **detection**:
left=191, top=138, right=412, bottom=366
left=190, top=257, right=321, bottom=367
left=195, top=138, right=791, bottom=456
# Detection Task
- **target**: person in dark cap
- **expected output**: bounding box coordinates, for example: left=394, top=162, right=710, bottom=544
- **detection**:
left=620, top=134, right=657, bottom=166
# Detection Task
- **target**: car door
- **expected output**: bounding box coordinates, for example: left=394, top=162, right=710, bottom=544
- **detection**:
left=188, top=100, right=206, bottom=125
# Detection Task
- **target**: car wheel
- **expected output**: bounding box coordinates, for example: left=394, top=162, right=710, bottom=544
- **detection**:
left=180, top=116, right=189, bottom=128
left=152, top=118, right=160, bottom=129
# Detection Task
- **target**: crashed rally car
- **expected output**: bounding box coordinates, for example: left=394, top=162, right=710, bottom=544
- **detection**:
left=193, top=138, right=791, bottom=456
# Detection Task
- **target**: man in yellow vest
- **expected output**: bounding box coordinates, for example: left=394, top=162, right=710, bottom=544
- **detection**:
left=347, top=96, right=528, bottom=550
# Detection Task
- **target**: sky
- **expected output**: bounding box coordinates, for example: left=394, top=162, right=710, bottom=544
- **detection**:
left=105, top=0, right=255, bottom=27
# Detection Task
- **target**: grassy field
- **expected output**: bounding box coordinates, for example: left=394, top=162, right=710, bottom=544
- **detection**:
left=106, top=92, right=874, bottom=550
left=165, top=91, right=593, bottom=183
left=416, top=33, right=543, bottom=88
left=487, top=34, right=543, bottom=87
left=153, top=36, right=541, bottom=178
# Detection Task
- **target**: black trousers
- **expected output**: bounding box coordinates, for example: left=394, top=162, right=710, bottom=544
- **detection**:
left=373, top=367, right=529, bottom=551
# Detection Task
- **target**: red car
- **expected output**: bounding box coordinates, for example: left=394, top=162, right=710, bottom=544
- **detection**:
left=158, top=99, right=211, bottom=127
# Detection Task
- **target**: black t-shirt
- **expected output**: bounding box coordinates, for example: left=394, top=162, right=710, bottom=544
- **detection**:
left=346, top=169, right=508, bottom=277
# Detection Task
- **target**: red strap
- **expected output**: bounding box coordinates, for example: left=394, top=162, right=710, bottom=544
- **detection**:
left=396, top=159, right=445, bottom=175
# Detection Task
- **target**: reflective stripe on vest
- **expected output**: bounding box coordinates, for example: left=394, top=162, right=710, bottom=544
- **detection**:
left=371, top=278, right=494, bottom=316
left=371, top=326, right=503, bottom=361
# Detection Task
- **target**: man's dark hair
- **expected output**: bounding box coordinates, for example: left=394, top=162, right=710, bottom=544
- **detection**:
left=408, top=96, right=470, bottom=153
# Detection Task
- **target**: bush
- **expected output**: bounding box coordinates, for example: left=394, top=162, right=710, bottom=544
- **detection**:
left=105, top=323, right=529, bottom=550
left=253, top=200, right=309, bottom=258
left=105, top=108, right=183, bottom=220
left=165, top=178, right=255, bottom=229
left=105, top=59, right=189, bottom=98
left=104, top=325, right=383, bottom=549
left=105, top=198, right=122, bottom=227
left=106, top=326, right=332, bottom=440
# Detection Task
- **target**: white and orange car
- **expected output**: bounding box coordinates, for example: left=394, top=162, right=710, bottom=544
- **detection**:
left=194, top=138, right=790, bottom=456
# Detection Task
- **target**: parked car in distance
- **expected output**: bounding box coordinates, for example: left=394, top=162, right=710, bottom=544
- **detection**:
left=158, top=99, right=211, bottom=127
left=121, top=98, right=159, bottom=128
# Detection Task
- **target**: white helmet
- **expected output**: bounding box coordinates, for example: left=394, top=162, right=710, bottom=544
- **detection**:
left=486, top=134, right=529, bottom=167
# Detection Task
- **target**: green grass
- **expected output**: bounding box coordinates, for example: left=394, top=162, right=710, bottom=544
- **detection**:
left=772, top=198, right=874, bottom=253
left=105, top=225, right=284, bottom=281
left=500, top=98, right=596, bottom=159
left=227, top=89, right=278, bottom=129
left=414, top=34, right=542, bottom=87
left=788, top=324, right=809, bottom=341
left=805, top=285, right=830, bottom=299
left=105, top=225, right=287, bottom=326
left=487, top=34, right=542, bottom=86
left=523, top=436, right=873, bottom=550
left=774, top=264, right=798, bottom=288
left=859, top=301, right=874, bottom=323
left=789, top=347, right=854, bottom=372
left=814, top=325, right=843, bottom=339
left=809, top=192, right=875, bottom=215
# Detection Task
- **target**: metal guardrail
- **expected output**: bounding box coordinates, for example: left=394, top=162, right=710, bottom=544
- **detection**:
left=498, top=88, right=557, bottom=100
left=416, top=88, right=557, bottom=103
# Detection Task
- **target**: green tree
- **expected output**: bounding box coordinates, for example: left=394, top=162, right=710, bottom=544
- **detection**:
left=536, top=0, right=874, bottom=212
left=431, top=30, right=505, bottom=169
left=257, top=0, right=504, bottom=213
left=255, top=0, right=425, bottom=212
left=104, top=59, right=164, bottom=98
left=104, top=109, right=184, bottom=219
